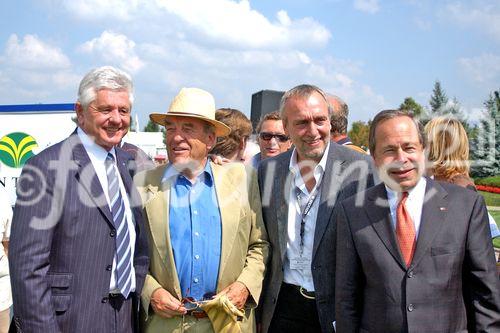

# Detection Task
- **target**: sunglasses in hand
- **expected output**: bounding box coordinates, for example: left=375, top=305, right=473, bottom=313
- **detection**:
left=181, top=292, right=216, bottom=311
left=259, top=132, right=289, bottom=142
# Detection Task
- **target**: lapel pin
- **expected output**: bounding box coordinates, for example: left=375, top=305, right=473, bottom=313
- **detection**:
left=439, top=207, right=447, bottom=211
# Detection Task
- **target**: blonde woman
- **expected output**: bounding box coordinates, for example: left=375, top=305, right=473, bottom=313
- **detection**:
left=425, top=116, right=500, bottom=239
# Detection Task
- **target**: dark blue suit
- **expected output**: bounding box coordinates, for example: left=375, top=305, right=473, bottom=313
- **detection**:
left=9, top=131, right=149, bottom=332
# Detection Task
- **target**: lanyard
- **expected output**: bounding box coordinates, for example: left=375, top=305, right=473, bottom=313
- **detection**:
left=295, top=178, right=322, bottom=256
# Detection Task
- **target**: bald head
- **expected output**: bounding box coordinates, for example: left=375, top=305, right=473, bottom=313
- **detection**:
left=327, top=94, right=349, bottom=139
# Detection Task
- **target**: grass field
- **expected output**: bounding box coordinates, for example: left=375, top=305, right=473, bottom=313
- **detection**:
left=480, top=191, right=500, bottom=207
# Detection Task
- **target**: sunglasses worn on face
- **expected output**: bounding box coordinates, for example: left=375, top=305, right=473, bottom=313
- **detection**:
left=259, top=132, right=289, bottom=142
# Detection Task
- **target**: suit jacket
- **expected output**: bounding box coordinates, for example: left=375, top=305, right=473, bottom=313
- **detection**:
left=121, top=142, right=155, bottom=175
left=9, top=131, right=150, bottom=333
left=134, top=162, right=270, bottom=332
left=257, top=142, right=377, bottom=333
left=335, top=179, right=500, bottom=333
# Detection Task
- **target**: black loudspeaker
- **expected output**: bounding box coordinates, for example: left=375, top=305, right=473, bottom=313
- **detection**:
left=250, top=90, right=284, bottom=131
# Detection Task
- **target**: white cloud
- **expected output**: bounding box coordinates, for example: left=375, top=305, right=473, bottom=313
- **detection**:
left=61, top=0, right=331, bottom=50
left=79, top=31, right=144, bottom=73
left=60, top=0, right=146, bottom=20
left=458, top=53, right=500, bottom=83
left=445, top=2, right=500, bottom=42
left=3, top=34, right=70, bottom=70
left=414, top=17, right=431, bottom=31
left=353, top=0, right=380, bottom=14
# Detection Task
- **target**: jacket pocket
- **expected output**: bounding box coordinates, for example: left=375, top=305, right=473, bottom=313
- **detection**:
left=51, top=294, right=72, bottom=313
left=46, top=272, right=73, bottom=294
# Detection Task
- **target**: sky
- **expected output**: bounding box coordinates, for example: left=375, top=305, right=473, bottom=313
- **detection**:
left=0, top=0, right=499, bottom=130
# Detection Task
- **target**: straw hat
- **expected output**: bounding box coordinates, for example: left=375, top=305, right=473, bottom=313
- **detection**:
left=149, top=87, right=231, bottom=137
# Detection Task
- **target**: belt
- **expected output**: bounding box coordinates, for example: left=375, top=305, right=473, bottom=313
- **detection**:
left=186, top=309, right=208, bottom=319
left=282, top=282, right=316, bottom=300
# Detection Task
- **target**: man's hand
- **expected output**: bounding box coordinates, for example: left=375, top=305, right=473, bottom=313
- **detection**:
left=150, top=288, right=187, bottom=318
left=208, top=154, right=231, bottom=165
left=217, top=281, right=249, bottom=309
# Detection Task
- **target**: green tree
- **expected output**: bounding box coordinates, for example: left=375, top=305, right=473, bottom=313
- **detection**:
left=470, top=89, right=500, bottom=177
left=429, top=80, right=448, bottom=114
left=348, top=120, right=371, bottom=150
left=399, top=97, right=424, bottom=118
left=143, top=119, right=160, bottom=132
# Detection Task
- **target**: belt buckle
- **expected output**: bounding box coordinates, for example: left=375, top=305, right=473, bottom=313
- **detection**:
left=299, top=286, right=315, bottom=300
left=187, top=309, right=207, bottom=319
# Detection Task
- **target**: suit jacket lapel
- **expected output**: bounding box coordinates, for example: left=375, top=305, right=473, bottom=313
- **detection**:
left=313, top=146, right=344, bottom=259
left=367, top=184, right=407, bottom=269
left=212, top=163, right=242, bottom=287
left=411, top=179, right=448, bottom=267
left=274, top=153, right=291, bottom=264
left=71, top=134, right=114, bottom=227
left=143, top=166, right=182, bottom=299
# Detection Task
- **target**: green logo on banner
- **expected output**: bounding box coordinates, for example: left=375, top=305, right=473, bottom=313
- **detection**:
left=0, top=132, right=38, bottom=168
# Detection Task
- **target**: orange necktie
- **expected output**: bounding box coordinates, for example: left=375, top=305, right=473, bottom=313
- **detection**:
left=396, top=192, right=416, bottom=266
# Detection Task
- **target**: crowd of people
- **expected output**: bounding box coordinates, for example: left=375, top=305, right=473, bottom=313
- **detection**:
left=1, top=66, right=499, bottom=333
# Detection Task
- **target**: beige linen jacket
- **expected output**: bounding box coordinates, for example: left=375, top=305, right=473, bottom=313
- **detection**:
left=134, top=162, right=270, bottom=333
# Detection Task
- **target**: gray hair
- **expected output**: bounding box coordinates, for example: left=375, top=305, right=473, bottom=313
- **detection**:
left=369, top=109, right=426, bottom=154
left=279, top=84, right=332, bottom=123
left=77, top=66, right=134, bottom=109
left=328, top=94, right=349, bottom=135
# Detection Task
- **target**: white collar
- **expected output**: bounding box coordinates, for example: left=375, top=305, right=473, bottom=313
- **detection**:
left=77, top=127, right=116, bottom=163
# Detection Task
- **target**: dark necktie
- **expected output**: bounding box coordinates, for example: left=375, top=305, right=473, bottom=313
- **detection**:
left=105, top=153, right=132, bottom=298
left=396, top=192, right=416, bottom=267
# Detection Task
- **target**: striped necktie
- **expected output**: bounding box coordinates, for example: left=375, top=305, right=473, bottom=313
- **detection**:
left=396, top=192, right=416, bottom=267
left=105, top=153, right=132, bottom=298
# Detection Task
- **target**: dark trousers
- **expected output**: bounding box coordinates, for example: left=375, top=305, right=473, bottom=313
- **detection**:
left=268, top=283, right=322, bottom=333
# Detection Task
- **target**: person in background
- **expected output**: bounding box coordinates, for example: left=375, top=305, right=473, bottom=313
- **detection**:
left=424, top=116, right=499, bottom=239
left=135, top=87, right=269, bottom=333
left=0, top=185, right=12, bottom=333
left=210, top=108, right=253, bottom=162
left=9, top=66, right=149, bottom=332
left=258, top=84, right=376, bottom=333
left=335, top=109, right=500, bottom=333
left=327, top=94, right=366, bottom=154
left=251, top=111, right=292, bottom=168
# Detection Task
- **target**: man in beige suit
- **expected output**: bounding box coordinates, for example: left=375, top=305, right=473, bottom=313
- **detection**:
left=135, top=87, right=269, bottom=333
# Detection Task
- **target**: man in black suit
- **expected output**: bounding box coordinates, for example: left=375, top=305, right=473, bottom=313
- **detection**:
left=257, top=84, right=377, bottom=333
left=9, top=66, right=149, bottom=332
left=335, top=109, right=500, bottom=332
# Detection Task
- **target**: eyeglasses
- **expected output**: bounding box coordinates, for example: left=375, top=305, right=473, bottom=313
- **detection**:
left=181, top=292, right=215, bottom=310
left=259, top=132, right=289, bottom=142
left=88, top=104, right=131, bottom=116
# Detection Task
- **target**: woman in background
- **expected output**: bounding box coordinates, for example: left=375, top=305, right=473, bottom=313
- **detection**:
left=425, top=116, right=500, bottom=240
left=210, top=108, right=253, bottom=162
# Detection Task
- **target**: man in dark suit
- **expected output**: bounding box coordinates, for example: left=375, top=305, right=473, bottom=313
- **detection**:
left=257, top=84, right=377, bottom=333
left=335, top=109, right=500, bottom=333
left=9, top=66, right=149, bottom=332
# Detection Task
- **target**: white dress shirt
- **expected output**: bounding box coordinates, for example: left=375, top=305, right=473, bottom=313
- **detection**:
left=385, top=177, right=427, bottom=239
left=284, top=142, right=330, bottom=291
left=77, top=128, right=136, bottom=293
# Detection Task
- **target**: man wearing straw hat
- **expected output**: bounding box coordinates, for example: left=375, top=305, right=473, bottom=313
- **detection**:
left=134, top=87, right=269, bottom=333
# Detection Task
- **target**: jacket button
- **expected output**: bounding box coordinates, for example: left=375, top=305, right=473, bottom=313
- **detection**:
left=102, top=297, right=108, bottom=303
left=106, top=265, right=112, bottom=271
left=408, top=270, right=414, bottom=278
left=110, top=230, right=116, bottom=237
left=408, top=304, right=414, bottom=312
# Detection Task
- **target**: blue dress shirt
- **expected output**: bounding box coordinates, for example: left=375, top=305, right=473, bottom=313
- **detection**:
left=165, top=162, right=222, bottom=301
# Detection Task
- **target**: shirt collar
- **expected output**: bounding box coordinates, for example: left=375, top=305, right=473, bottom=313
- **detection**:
left=289, top=141, right=330, bottom=189
left=77, top=127, right=116, bottom=163
left=162, top=160, right=214, bottom=186
left=385, top=176, right=427, bottom=203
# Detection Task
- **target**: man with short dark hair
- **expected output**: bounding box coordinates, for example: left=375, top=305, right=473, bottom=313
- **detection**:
left=327, top=94, right=366, bottom=154
left=251, top=111, right=292, bottom=167
left=258, top=84, right=376, bottom=333
left=335, top=109, right=500, bottom=333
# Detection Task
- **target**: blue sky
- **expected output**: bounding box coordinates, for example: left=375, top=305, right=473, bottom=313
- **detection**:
left=0, top=0, right=498, bottom=129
